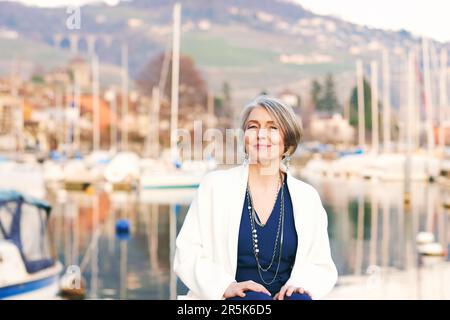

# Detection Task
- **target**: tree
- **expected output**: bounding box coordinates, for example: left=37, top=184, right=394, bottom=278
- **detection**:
left=321, top=73, right=340, bottom=113
left=221, top=81, right=233, bottom=119
left=136, top=52, right=207, bottom=109
left=213, top=82, right=234, bottom=121
left=310, top=79, right=321, bottom=111
left=349, top=78, right=373, bottom=132
left=310, top=74, right=340, bottom=114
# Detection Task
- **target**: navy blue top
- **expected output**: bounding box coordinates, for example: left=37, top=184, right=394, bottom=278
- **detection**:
left=235, top=176, right=298, bottom=296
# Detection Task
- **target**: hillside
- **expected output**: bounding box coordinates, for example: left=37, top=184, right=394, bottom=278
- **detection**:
left=0, top=0, right=446, bottom=106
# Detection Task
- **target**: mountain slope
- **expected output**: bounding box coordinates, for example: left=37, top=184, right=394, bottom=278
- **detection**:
left=0, top=0, right=446, bottom=106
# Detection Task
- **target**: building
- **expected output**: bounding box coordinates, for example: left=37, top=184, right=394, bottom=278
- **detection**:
left=310, top=113, right=355, bottom=145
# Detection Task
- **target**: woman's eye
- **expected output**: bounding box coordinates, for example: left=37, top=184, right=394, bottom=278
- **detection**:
left=248, top=125, right=257, bottom=129
left=270, top=126, right=278, bottom=130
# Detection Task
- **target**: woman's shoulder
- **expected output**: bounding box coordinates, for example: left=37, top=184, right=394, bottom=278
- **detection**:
left=198, top=165, right=242, bottom=188
left=203, top=165, right=243, bottom=180
left=287, top=174, right=322, bottom=201
left=199, top=166, right=322, bottom=201
left=287, top=176, right=327, bottom=223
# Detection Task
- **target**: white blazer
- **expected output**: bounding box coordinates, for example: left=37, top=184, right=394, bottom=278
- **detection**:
left=173, top=163, right=338, bottom=300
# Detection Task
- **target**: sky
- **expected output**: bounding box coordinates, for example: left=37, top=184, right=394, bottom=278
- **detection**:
left=0, top=0, right=121, bottom=6
left=295, top=0, right=450, bottom=43
left=2, top=0, right=449, bottom=42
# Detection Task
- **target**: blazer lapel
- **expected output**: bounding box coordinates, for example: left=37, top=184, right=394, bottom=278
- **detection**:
left=286, top=171, right=308, bottom=264
left=226, top=163, right=249, bottom=276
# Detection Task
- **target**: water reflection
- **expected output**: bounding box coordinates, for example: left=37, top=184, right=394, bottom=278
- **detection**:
left=47, top=188, right=192, bottom=299
left=303, top=174, right=450, bottom=299
left=46, top=172, right=450, bottom=299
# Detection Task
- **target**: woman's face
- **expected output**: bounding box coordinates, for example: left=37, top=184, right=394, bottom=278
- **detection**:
left=244, top=106, right=285, bottom=165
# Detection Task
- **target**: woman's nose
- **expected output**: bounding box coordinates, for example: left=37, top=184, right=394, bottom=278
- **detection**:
left=257, top=128, right=268, bottom=138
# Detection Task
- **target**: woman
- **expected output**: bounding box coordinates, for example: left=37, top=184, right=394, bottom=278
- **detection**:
left=174, top=95, right=337, bottom=300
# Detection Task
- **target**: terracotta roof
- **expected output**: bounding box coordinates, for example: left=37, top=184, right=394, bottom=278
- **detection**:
left=70, top=95, right=118, bottom=129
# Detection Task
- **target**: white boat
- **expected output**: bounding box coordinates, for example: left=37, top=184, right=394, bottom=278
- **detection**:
left=331, top=153, right=374, bottom=178
left=63, top=159, right=96, bottom=190
left=0, top=158, right=45, bottom=198
left=302, top=152, right=440, bottom=182
left=138, top=2, right=216, bottom=192
left=301, top=153, right=372, bottom=179
left=139, top=158, right=216, bottom=190
left=44, top=151, right=112, bottom=189
left=0, top=190, right=63, bottom=299
left=42, top=160, right=64, bottom=184
left=417, top=242, right=446, bottom=257
left=362, top=153, right=440, bottom=181
left=84, top=150, right=113, bottom=182
left=104, top=152, right=140, bottom=186
left=139, top=188, right=196, bottom=205
left=415, top=232, right=446, bottom=257
left=300, top=154, right=331, bottom=177
left=416, top=232, right=435, bottom=245
left=42, top=151, right=66, bottom=185
left=140, top=169, right=204, bottom=190
left=44, top=159, right=93, bottom=191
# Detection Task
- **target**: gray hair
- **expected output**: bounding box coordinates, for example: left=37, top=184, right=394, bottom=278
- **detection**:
left=240, top=95, right=303, bottom=157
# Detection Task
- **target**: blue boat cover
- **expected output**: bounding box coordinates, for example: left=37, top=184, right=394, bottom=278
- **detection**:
left=0, top=190, right=54, bottom=273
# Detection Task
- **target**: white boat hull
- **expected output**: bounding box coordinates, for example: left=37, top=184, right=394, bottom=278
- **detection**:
left=0, top=262, right=63, bottom=300
left=140, top=172, right=204, bottom=189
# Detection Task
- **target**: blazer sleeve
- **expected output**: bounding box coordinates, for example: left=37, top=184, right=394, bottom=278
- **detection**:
left=285, top=189, right=338, bottom=299
left=173, top=174, right=236, bottom=300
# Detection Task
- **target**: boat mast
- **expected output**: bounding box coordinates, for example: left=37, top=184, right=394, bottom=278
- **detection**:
left=404, top=49, right=415, bottom=205
left=11, top=58, right=24, bottom=156
left=356, top=59, right=366, bottom=150
left=92, top=54, right=100, bottom=151
left=382, top=49, right=391, bottom=152
left=74, top=68, right=81, bottom=153
left=371, top=60, right=379, bottom=154
left=422, top=38, right=435, bottom=156
left=121, top=44, right=129, bottom=152
left=108, top=89, right=118, bottom=153
left=145, top=86, right=160, bottom=158
left=170, top=3, right=181, bottom=162
left=439, top=48, right=448, bottom=151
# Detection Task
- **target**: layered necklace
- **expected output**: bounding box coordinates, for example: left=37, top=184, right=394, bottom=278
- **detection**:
left=246, top=172, right=285, bottom=285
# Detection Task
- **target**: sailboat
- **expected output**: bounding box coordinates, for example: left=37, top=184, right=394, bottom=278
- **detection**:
left=0, top=190, right=63, bottom=299
left=0, top=60, right=46, bottom=198
left=303, top=45, right=444, bottom=182
left=139, top=3, right=216, bottom=191
left=47, top=56, right=108, bottom=191
left=102, top=44, right=142, bottom=191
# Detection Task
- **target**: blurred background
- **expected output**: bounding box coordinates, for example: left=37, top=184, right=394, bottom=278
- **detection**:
left=0, top=0, right=449, bottom=300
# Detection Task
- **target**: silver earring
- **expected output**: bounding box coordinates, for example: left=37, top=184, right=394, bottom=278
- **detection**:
left=244, top=152, right=249, bottom=165
left=283, top=153, right=291, bottom=171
